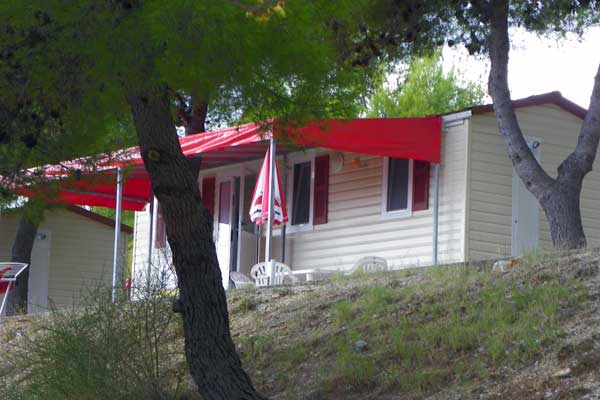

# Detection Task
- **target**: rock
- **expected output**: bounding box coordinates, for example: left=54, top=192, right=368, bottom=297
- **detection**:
left=353, top=339, right=368, bottom=353
left=492, top=260, right=511, bottom=273
left=575, top=262, right=599, bottom=278
left=552, top=368, right=571, bottom=378
left=256, top=303, right=268, bottom=312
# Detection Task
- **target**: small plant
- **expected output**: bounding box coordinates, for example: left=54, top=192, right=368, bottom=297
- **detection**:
left=0, top=273, right=187, bottom=400
left=331, top=300, right=354, bottom=325
left=232, top=295, right=259, bottom=314
left=333, top=347, right=376, bottom=388
left=238, top=335, right=274, bottom=359
left=280, top=344, right=308, bottom=369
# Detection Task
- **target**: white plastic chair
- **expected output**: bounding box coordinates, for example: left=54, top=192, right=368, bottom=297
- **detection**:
left=346, top=256, right=388, bottom=275
left=250, top=261, right=297, bottom=287
left=0, top=262, right=29, bottom=317
left=230, top=271, right=255, bottom=289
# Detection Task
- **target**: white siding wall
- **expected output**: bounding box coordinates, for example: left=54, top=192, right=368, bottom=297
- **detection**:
left=0, top=208, right=130, bottom=308
left=133, top=120, right=470, bottom=279
left=287, top=120, right=469, bottom=271
left=467, top=105, right=599, bottom=260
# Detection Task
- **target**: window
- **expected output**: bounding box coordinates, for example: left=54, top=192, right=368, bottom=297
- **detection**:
left=382, top=158, right=413, bottom=217
left=387, top=158, right=410, bottom=211
left=286, top=154, right=330, bottom=232
left=291, top=161, right=312, bottom=226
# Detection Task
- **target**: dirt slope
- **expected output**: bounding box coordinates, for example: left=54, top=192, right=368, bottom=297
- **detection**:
left=3, top=251, right=600, bottom=399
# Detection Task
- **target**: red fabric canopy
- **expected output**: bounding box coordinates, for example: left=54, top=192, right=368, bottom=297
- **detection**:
left=283, top=118, right=441, bottom=162
left=19, top=117, right=441, bottom=211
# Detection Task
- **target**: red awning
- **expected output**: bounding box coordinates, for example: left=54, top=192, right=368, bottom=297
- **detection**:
left=18, top=117, right=441, bottom=211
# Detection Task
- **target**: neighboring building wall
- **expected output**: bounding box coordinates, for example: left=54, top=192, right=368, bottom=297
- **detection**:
left=0, top=208, right=129, bottom=309
left=466, top=105, right=599, bottom=260
left=131, top=202, right=176, bottom=288
left=131, top=204, right=151, bottom=283
left=288, top=120, right=469, bottom=271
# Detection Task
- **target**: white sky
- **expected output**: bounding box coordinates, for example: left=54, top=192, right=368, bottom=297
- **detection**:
left=442, top=26, right=600, bottom=108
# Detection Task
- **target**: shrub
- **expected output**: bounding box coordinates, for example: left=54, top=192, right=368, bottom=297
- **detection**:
left=0, top=276, right=187, bottom=400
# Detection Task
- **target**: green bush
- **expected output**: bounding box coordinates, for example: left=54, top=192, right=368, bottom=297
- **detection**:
left=0, top=279, right=187, bottom=400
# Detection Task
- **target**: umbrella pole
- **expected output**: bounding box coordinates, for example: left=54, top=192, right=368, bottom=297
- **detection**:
left=281, top=155, right=287, bottom=264
left=146, top=195, right=155, bottom=288
left=432, top=163, right=440, bottom=265
left=112, top=167, right=123, bottom=303
left=265, top=137, right=276, bottom=284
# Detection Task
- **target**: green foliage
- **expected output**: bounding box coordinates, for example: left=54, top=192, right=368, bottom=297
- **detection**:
left=238, top=335, right=274, bottom=359
left=91, top=206, right=135, bottom=228
left=0, top=283, right=186, bottom=400
left=0, top=1, right=375, bottom=135
left=365, top=52, right=485, bottom=118
left=331, top=300, right=355, bottom=326
left=333, top=346, right=377, bottom=388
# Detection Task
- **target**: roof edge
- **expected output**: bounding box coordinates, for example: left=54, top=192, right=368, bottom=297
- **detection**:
left=66, top=206, right=133, bottom=234
left=470, top=91, right=587, bottom=120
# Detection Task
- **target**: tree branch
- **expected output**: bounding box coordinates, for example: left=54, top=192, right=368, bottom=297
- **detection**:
left=558, top=63, right=600, bottom=182
left=487, top=0, right=554, bottom=199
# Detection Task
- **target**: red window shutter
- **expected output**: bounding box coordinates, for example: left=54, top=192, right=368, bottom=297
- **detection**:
left=201, top=176, right=216, bottom=217
left=155, top=203, right=167, bottom=248
left=412, top=160, right=430, bottom=211
left=313, top=155, right=330, bottom=225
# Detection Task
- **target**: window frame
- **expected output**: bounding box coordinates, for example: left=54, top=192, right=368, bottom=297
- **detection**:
left=381, top=157, right=414, bottom=219
left=286, top=154, right=315, bottom=233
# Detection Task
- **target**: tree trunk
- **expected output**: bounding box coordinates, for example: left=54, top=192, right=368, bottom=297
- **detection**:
left=127, top=87, right=265, bottom=400
left=8, top=203, right=41, bottom=315
left=540, top=182, right=587, bottom=249
left=487, top=0, right=600, bottom=250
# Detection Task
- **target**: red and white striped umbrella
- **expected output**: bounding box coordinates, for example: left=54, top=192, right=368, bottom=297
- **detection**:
left=249, top=148, right=288, bottom=226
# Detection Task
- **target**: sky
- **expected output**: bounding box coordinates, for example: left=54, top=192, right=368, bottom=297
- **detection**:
left=442, top=27, right=600, bottom=109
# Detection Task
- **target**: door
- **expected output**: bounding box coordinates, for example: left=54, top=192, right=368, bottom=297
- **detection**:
left=216, top=180, right=232, bottom=289
left=27, top=229, right=51, bottom=314
left=238, top=173, right=260, bottom=275
left=512, top=140, right=541, bottom=257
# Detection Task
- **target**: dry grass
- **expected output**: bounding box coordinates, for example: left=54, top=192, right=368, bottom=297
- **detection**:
left=2, top=251, right=600, bottom=399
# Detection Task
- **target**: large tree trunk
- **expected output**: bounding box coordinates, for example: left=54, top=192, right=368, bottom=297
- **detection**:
left=8, top=202, right=41, bottom=315
left=127, top=87, right=265, bottom=400
left=487, top=0, right=600, bottom=250
left=541, top=182, right=586, bottom=249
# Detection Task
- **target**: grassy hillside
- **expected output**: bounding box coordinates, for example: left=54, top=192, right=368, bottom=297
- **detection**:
left=229, top=252, right=600, bottom=399
left=3, top=251, right=600, bottom=399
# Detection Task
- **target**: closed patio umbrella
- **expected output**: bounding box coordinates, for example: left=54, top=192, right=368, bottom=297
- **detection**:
left=249, top=141, right=288, bottom=284
left=249, top=147, right=288, bottom=226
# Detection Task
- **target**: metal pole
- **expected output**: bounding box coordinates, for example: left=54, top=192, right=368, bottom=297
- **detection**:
left=432, top=163, right=440, bottom=265
left=281, top=155, right=287, bottom=263
left=112, top=167, right=123, bottom=303
left=146, top=195, right=155, bottom=287
left=265, top=137, right=276, bottom=284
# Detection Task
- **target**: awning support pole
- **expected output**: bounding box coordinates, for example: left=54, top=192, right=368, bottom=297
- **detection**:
left=280, top=155, right=287, bottom=264
left=432, top=163, right=440, bottom=265
left=112, top=167, right=123, bottom=303
left=265, top=137, right=276, bottom=284
left=146, top=195, right=155, bottom=287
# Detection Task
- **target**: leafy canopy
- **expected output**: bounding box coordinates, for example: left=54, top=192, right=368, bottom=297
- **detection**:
left=365, top=52, right=485, bottom=118
left=0, top=1, right=377, bottom=138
